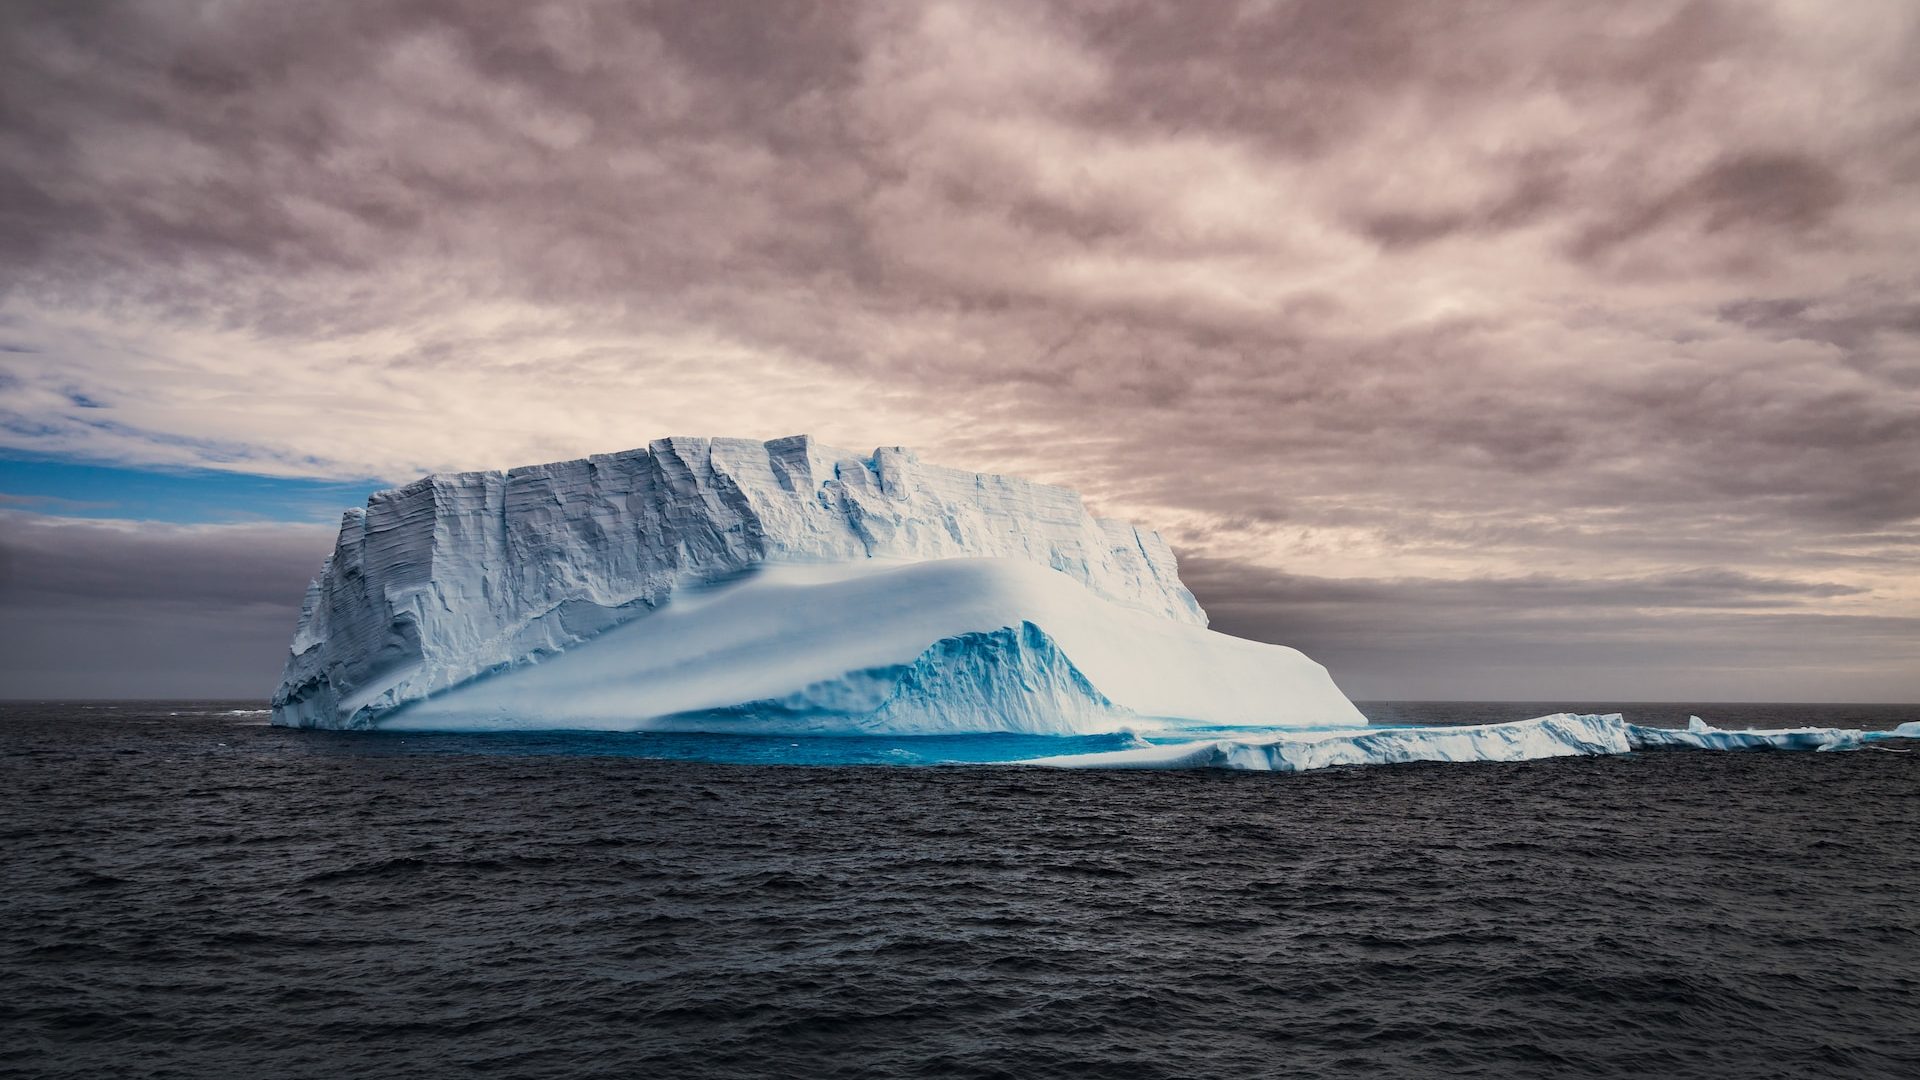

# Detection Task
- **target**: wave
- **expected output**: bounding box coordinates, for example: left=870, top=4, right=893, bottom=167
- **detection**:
left=1018, top=714, right=1919, bottom=772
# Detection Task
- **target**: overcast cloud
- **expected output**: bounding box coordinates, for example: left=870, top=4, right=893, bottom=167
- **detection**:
left=2, top=1, right=1916, bottom=699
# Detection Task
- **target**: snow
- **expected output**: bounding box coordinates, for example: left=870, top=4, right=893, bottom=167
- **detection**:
left=274, top=436, right=1209, bottom=728
left=387, top=558, right=1368, bottom=734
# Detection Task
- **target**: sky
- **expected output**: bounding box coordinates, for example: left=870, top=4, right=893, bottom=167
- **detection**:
left=1, top=0, right=1916, bottom=702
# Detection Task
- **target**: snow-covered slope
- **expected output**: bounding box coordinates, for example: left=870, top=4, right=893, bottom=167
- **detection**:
left=271, top=436, right=1342, bottom=731
left=388, top=558, right=1366, bottom=733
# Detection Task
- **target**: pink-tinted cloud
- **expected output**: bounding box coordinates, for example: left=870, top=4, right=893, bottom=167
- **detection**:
left=2, top=1, right=1915, bottom=697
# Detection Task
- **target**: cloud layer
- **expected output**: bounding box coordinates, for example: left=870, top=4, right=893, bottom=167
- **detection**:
left=2, top=1, right=1916, bottom=698
left=0, top=513, right=330, bottom=697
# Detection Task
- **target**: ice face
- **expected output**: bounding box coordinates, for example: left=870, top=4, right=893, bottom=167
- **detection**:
left=272, top=437, right=1271, bottom=730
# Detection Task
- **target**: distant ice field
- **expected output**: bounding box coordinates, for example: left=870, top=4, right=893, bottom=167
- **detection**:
left=280, top=704, right=1920, bottom=771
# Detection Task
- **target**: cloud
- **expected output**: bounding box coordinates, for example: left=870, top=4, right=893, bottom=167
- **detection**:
left=1182, top=555, right=1920, bottom=702
left=1569, top=150, right=1848, bottom=261
left=0, top=0, right=1915, bottom=698
left=0, top=512, right=334, bottom=697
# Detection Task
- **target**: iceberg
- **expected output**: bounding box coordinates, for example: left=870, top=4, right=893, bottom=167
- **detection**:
left=273, top=436, right=1365, bottom=733
left=269, top=434, right=1909, bottom=767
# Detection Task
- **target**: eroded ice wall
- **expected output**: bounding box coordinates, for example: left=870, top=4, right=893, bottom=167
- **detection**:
left=273, top=435, right=1204, bottom=727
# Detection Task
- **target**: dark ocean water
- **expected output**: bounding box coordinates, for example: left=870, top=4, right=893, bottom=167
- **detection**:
left=3, top=701, right=1917, bottom=1080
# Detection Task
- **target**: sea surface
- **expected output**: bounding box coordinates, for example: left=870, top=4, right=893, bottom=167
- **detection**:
left=3, top=700, right=1917, bottom=1079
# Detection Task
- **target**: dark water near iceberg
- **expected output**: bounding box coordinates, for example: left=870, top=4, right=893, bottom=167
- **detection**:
left=3, top=701, right=1917, bottom=1079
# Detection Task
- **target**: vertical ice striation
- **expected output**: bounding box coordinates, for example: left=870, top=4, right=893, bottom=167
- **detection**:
left=273, top=436, right=1207, bottom=728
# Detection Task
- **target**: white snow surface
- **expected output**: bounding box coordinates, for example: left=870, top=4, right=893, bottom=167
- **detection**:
left=273, top=436, right=1322, bottom=731
left=388, top=558, right=1368, bottom=734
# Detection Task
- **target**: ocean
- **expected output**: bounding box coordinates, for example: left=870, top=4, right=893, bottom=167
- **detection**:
left=3, top=700, right=1916, bottom=1079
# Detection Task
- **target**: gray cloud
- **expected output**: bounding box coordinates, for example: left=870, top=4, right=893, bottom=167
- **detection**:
left=1181, top=557, right=1870, bottom=610
left=0, top=513, right=333, bottom=698
left=1569, top=150, right=1848, bottom=261
left=0, top=1, right=1915, bottom=699
left=1183, top=556, right=1920, bottom=702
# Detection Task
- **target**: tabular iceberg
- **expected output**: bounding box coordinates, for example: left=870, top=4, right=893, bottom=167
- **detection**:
left=270, top=435, right=1909, bottom=772
left=272, top=436, right=1366, bottom=733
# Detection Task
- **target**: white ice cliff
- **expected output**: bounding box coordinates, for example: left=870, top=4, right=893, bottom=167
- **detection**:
left=272, top=436, right=1364, bottom=732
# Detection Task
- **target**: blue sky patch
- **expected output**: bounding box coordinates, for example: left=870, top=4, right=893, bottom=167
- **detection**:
left=0, top=454, right=385, bottom=524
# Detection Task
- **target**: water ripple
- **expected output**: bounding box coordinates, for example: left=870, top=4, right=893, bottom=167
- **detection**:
left=2, top=701, right=1916, bottom=1079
